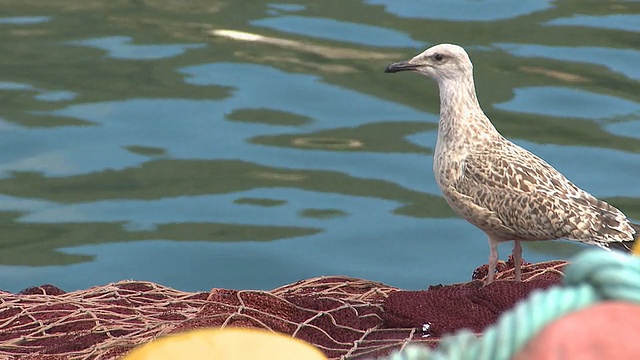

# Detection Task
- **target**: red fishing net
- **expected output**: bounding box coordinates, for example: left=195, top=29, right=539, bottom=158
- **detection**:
left=0, top=258, right=566, bottom=359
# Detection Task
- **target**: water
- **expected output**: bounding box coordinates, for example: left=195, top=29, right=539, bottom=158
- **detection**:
left=0, top=1, right=638, bottom=293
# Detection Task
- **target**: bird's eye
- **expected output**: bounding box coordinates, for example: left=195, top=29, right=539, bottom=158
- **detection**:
left=434, top=53, right=444, bottom=61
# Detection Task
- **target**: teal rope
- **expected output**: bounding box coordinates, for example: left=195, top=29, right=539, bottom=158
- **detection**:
left=383, top=250, right=640, bottom=360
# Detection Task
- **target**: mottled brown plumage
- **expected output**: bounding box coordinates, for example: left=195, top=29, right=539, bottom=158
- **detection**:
left=385, top=44, right=638, bottom=284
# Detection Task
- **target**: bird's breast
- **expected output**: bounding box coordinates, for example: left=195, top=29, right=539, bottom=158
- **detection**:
left=433, top=142, right=467, bottom=191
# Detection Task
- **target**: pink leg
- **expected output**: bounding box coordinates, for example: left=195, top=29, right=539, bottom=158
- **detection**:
left=486, top=237, right=499, bottom=285
left=513, top=240, right=522, bottom=282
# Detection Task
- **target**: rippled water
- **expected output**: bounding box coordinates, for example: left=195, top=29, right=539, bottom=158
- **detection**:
left=0, top=1, right=638, bottom=293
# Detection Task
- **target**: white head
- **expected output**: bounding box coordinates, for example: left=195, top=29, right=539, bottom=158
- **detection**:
left=385, top=44, right=473, bottom=85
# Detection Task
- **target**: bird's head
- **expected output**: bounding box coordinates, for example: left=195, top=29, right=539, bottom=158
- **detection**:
left=385, top=44, right=473, bottom=84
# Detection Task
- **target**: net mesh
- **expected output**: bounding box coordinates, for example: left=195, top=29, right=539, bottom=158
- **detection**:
left=0, top=259, right=566, bottom=359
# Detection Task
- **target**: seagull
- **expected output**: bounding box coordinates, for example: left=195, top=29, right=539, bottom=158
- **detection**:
left=384, top=43, right=639, bottom=284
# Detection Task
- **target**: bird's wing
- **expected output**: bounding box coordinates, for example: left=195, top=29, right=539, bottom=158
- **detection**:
left=455, top=140, right=635, bottom=246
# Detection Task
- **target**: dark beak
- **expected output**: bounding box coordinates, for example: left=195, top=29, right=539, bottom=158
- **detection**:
left=384, top=61, right=421, bottom=73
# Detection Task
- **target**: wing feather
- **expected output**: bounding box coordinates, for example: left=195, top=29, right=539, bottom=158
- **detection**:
left=455, top=140, right=634, bottom=245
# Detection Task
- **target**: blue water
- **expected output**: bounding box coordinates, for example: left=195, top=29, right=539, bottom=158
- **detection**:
left=0, top=2, right=638, bottom=293
left=68, top=36, right=206, bottom=60
left=366, top=0, right=554, bottom=21
left=494, top=44, right=640, bottom=80
left=252, top=16, right=424, bottom=47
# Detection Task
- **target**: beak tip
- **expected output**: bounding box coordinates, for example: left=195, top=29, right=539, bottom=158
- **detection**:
left=384, top=61, right=417, bottom=74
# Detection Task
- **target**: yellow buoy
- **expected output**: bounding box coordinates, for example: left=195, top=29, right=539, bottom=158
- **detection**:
left=123, top=327, right=327, bottom=360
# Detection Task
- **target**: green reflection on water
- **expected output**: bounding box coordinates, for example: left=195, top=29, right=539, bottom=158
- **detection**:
left=227, top=108, right=312, bottom=126
left=0, top=159, right=446, bottom=210
left=252, top=121, right=434, bottom=153
left=299, top=208, right=347, bottom=219
left=0, top=0, right=637, bottom=281
left=124, top=145, right=168, bottom=157
left=0, top=209, right=320, bottom=266
left=234, top=197, right=287, bottom=207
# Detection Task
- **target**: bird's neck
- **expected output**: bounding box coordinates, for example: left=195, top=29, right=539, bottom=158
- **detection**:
left=436, top=77, right=498, bottom=144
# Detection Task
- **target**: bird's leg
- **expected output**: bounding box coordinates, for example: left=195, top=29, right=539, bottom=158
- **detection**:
left=486, top=237, right=499, bottom=285
left=513, top=240, right=522, bottom=282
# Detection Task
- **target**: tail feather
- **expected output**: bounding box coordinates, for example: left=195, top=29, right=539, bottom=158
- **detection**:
left=610, top=222, right=640, bottom=252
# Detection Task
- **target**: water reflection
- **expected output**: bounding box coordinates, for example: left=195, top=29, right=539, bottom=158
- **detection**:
left=365, top=0, right=553, bottom=21
left=252, top=15, right=424, bottom=47
left=0, top=0, right=637, bottom=294
left=495, top=44, right=640, bottom=80
left=0, top=16, right=51, bottom=25
left=69, top=36, right=206, bottom=60
left=495, top=86, right=640, bottom=119
left=545, top=14, right=640, bottom=33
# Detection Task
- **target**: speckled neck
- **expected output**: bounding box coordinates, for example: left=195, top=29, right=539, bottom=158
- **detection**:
left=436, top=75, right=499, bottom=145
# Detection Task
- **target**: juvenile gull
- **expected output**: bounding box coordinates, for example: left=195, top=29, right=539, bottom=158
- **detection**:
left=385, top=44, right=639, bottom=284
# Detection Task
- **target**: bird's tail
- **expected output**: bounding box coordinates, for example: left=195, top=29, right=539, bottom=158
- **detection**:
left=610, top=222, right=640, bottom=252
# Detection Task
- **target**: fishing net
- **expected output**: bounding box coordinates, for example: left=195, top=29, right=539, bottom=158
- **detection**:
left=0, top=259, right=566, bottom=359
